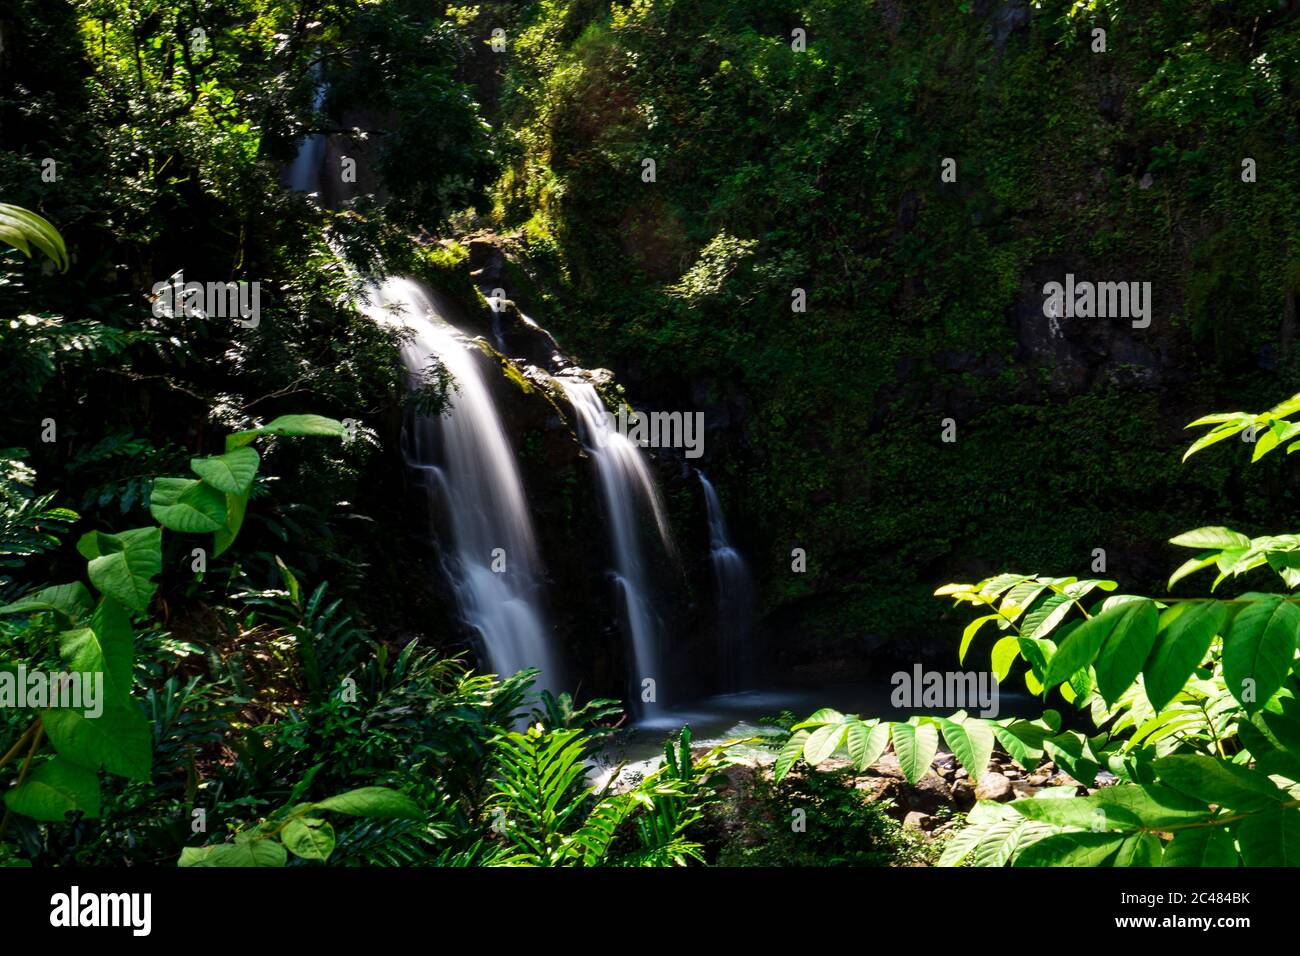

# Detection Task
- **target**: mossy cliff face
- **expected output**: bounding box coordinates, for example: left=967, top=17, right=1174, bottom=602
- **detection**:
left=462, top=0, right=1300, bottom=672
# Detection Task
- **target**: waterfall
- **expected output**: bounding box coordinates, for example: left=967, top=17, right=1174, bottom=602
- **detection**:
left=364, top=277, right=561, bottom=690
left=559, top=380, right=673, bottom=715
left=698, top=472, right=756, bottom=690
left=284, top=67, right=328, bottom=194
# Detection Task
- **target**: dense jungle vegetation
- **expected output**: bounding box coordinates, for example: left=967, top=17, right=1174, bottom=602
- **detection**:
left=3, top=0, right=1300, bottom=871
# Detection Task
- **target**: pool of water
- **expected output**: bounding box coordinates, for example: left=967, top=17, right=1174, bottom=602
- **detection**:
left=590, top=680, right=1035, bottom=786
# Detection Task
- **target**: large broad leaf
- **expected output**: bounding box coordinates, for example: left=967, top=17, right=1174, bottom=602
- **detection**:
left=803, top=721, right=848, bottom=764
left=992, top=710, right=1061, bottom=769
left=1022, top=593, right=1073, bottom=640
left=213, top=490, right=249, bottom=558
left=1090, top=784, right=1212, bottom=828
left=1043, top=733, right=1099, bottom=787
left=939, top=715, right=995, bottom=778
left=1144, top=601, right=1224, bottom=712
left=1222, top=596, right=1300, bottom=713
left=1169, top=527, right=1251, bottom=550
left=990, top=636, right=1020, bottom=682
left=1013, top=831, right=1126, bottom=867
left=960, top=614, right=999, bottom=664
left=82, top=527, right=161, bottom=613
left=55, top=626, right=130, bottom=703
left=890, top=721, right=938, bottom=784
left=42, top=700, right=152, bottom=780
left=0, top=583, right=93, bottom=621
left=1010, top=795, right=1142, bottom=832
left=179, top=840, right=289, bottom=867
left=2, top=757, right=100, bottom=821
left=1112, top=832, right=1162, bottom=867
left=1093, top=600, right=1159, bottom=706
left=773, top=729, right=809, bottom=782
left=1233, top=807, right=1300, bottom=866
left=150, top=478, right=227, bottom=533
left=225, top=414, right=347, bottom=451
left=845, top=720, right=890, bottom=771
left=0, top=203, right=69, bottom=271
left=190, top=447, right=260, bottom=496
left=1236, top=721, right=1300, bottom=781
left=1160, top=827, right=1238, bottom=867
left=1044, top=599, right=1156, bottom=692
left=1168, top=553, right=1221, bottom=590
left=311, top=787, right=421, bottom=820
left=1155, top=755, right=1289, bottom=812
left=281, top=817, right=336, bottom=861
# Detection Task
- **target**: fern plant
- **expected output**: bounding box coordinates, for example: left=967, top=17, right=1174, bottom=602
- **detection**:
left=487, top=722, right=733, bottom=866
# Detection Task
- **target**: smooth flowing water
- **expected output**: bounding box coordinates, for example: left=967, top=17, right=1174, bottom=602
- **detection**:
left=364, top=277, right=561, bottom=690
left=698, top=472, right=756, bottom=690
left=284, top=69, right=327, bottom=194
left=560, top=380, right=673, bottom=715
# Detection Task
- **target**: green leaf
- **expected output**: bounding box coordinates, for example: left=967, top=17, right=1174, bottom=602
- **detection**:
left=2, top=757, right=100, bottom=821
left=1093, top=600, right=1159, bottom=706
left=990, top=636, right=1020, bottom=682
left=1043, top=733, right=1099, bottom=787
left=774, top=730, right=809, bottom=782
left=84, top=527, right=161, bottom=612
left=791, top=708, right=844, bottom=730
left=1113, top=832, right=1162, bottom=867
left=1010, top=795, right=1142, bottom=831
left=1022, top=593, right=1073, bottom=639
left=179, top=839, right=289, bottom=867
left=42, top=700, right=152, bottom=780
left=190, top=447, right=260, bottom=496
left=1044, top=599, right=1155, bottom=693
left=939, top=716, right=994, bottom=778
left=311, top=787, right=421, bottom=820
left=1234, top=807, right=1300, bottom=866
left=803, top=722, right=847, bottom=764
left=1090, top=784, right=1212, bottom=828
left=0, top=203, right=69, bottom=271
left=281, top=817, right=336, bottom=861
left=1182, top=422, right=1252, bottom=461
left=960, top=614, right=999, bottom=664
left=844, top=720, right=890, bottom=772
left=1155, top=755, right=1289, bottom=811
left=1168, top=552, right=1221, bottom=590
left=150, top=478, right=227, bottom=533
left=1223, top=596, right=1299, bottom=713
left=0, top=583, right=93, bottom=621
left=1013, top=831, right=1126, bottom=867
left=1169, top=527, right=1252, bottom=550
left=213, top=491, right=249, bottom=558
left=226, top=415, right=347, bottom=451
left=1161, top=827, right=1238, bottom=867
left=1144, top=602, right=1224, bottom=712
left=890, top=721, right=938, bottom=784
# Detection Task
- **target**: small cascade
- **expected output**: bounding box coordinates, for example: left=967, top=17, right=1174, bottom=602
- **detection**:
left=559, top=380, right=674, bottom=715
left=284, top=68, right=328, bottom=195
left=363, top=277, right=561, bottom=690
left=698, top=472, right=756, bottom=690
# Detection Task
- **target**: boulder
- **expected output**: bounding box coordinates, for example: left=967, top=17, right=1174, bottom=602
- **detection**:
left=975, top=771, right=1014, bottom=802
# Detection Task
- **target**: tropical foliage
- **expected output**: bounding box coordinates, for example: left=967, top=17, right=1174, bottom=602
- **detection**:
left=786, top=392, right=1300, bottom=866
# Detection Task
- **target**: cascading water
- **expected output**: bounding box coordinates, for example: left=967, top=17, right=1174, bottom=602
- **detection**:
left=364, top=277, right=561, bottom=690
left=284, top=68, right=328, bottom=195
left=698, top=472, right=756, bottom=690
left=560, top=380, right=673, bottom=716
